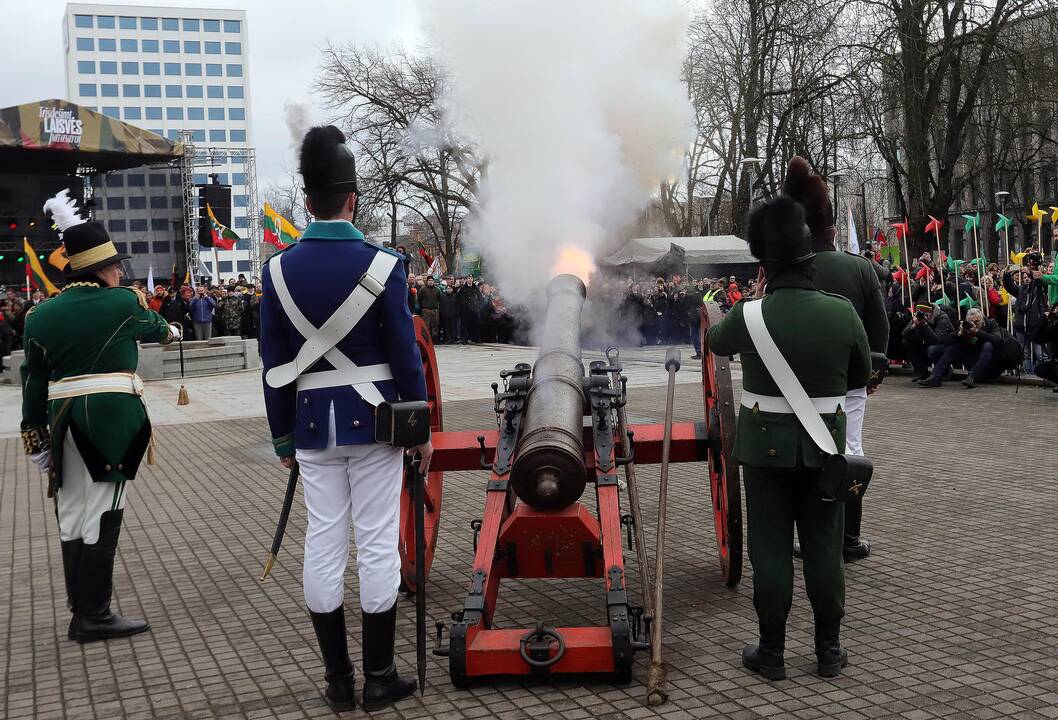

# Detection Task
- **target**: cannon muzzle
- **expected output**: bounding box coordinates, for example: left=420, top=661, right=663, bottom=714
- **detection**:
left=509, top=274, right=588, bottom=511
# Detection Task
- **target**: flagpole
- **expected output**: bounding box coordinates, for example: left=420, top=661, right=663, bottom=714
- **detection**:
left=901, top=231, right=912, bottom=314
left=971, top=222, right=986, bottom=315
left=934, top=225, right=945, bottom=307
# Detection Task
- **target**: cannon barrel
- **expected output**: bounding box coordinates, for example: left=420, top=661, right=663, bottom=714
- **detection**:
left=509, top=274, right=588, bottom=511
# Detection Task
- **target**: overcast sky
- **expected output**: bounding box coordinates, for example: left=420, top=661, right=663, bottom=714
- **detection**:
left=0, top=0, right=424, bottom=186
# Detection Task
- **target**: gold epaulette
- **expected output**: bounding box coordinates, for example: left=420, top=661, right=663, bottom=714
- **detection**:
left=114, top=285, right=150, bottom=309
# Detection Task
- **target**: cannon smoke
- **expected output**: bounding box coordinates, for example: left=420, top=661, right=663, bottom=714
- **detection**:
left=420, top=0, right=694, bottom=319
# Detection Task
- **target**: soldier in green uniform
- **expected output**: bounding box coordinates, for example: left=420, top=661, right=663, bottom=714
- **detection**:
left=783, top=157, right=889, bottom=560
left=21, top=190, right=180, bottom=643
left=705, top=195, right=872, bottom=681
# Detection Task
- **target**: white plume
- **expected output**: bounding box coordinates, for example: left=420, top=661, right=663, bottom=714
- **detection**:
left=43, top=189, right=84, bottom=233
left=283, top=100, right=314, bottom=150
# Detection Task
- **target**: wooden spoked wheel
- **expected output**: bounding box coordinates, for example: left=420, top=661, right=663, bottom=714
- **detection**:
left=399, top=316, right=444, bottom=592
left=700, top=304, right=743, bottom=587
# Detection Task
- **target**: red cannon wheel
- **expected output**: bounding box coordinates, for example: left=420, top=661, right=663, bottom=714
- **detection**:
left=399, top=316, right=444, bottom=592
left=700, top=304, right=743, bottom=587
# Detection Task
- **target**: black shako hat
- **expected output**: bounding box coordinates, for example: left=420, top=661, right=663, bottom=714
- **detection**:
left=63, top=221, right=131, bottom=274
left=746, top=195, right=814, bottom=267
left=299, top=125, right=358, bottom=194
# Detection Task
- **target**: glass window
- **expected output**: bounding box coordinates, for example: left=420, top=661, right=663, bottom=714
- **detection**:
left=229, top=129, right=247, bottom=143
left=231, top=173, right=246, bottom=185
left=131, top=241, right=149, bottom=253
left=152, top=221, right=170, bottom=234
left=206, top=85, right=224, bottom=98
left=225, top=42, right=241, bottom=55
left=113, top=242, right=128, bottom=253
left=185, top=63, right=201, bottom=76
left=166, top=130, right=181, bottom=141
left=206, top=63, right=222, bottom=77
left=236, top=260, right=251, bottom=272
left=214, top=173, right=229, bottom=184
left=74, top=14, right=92, bottom=28
left=96, top=15, right=115, bottom=29
left=124, top=107, right=141, bottom=120
left=100, top=84, right=118, bottom=97
left=149, top=174, right=167, bottom=187
left=76, top=37, right=94, bottom=51
left=120, top=39, right=137, bottom=52
left=150, top=196, right=168, bottom=208
left=223, top=20, right=240, bottom=33
left=100, top=61, right=117, bottom=74
left=207, top=107, right=224, bottom=121
left=171, top=193, right=183, bottom=205
left=234, top=216, right=249, bottom=229
left=144, top=85, right=161, bottom=98
left=225, top=64, right=243, bottom=78
left=107, top=196, right=125, bottom=210
left=193, top=173, right=208, bottom=184
left=234, top=195, right=248, bottom=208
left=77, top=60, right=96, bottom=74
left=141, top=17, right=158, bottom=31
left=127, top=173, right=146, bottom=187
left=98, top=38, right=116, bottom=52
left=145, top=107, right=162, bottom=120
left=204, top=19, right=220, bottom=32
left=102, top=106, right=120, bottom=119
left=163, top=40, right=179, bottom=53
left=191, top=129, right=206, bottom=142
left=212, top=152, right=228, bottom=163
left=106, top=174, right=124, bottom=188
left=108, top=219, right=126, bottom=232
left=184, top=41, right=200, bottom=54
left=228, top=107, right=245, bottom=121
left=205, top=41, right=220, bottom=54
left=186, top=85, right=203, bottom=99
left=227, top=85, right=244, bottom=99
left=129, top=219, right=148, bottom=233
left=84, top=105, right=98, bottom=112
left=188, top=107, right=205, bottom=120
left=129, top=196, right=147, bottom=210
left=218, top=260, right=234, bottom=273
left=209, top=129, right=226, bottom=142
left=119, top=16, right=136, bottom=29
left=165, top=85, right=182, bottom=98
left=162, top=17, right=178, bottom=31
left=141, top=39, right=159, bottom=52
left=153, top=239, right=171, bottom=251
left=183, top=18, right=200, bottom=31
left=121, top=62, right=138, bottom=75
left=122, top=84, right=140, bottom=97
left=166, top=106, right=184, bottom=120
left=143, top=62, right=160, bottom=75
left=164, top=63, right=180, bottom=76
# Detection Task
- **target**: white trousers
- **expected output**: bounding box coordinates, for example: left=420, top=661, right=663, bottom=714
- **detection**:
left=297, top=426, right=403, bottom=614
left=57, top=434, right=128, bottom=545
left=844, top=386, right=868, bottom=457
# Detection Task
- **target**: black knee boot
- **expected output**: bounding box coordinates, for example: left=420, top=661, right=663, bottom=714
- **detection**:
left=309, top=606, right=357, bottom=712
left=71, top=509, right=150, bottom=643
left=61, top=539, right=84, bottom=640
left=361, top=603, right=417, bottom=711
left=741, top=624, right=786, bottom=681
left=843, top=497, right=872, bottom=560
left=815, top=622, right=849, bottom=678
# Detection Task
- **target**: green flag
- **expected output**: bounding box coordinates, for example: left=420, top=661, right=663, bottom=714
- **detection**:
left=962, top=213, right=980, bottom=233
left=995, top=214, right=1012, bottom=232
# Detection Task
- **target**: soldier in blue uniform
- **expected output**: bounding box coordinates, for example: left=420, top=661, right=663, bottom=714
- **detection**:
left=259, top=126, right=431, bottom=712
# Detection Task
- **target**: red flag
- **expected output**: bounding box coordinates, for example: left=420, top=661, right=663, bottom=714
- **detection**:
left=873, top=228, right=886, bottom=246
left=416, top=240, right=433, bottom=267
left=891, top=218, right=909, bottom=241
left=924, top=216, right=944, bottom=235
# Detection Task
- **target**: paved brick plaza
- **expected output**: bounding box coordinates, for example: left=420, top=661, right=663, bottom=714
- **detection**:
left=2, top=371, right=1057, bottom=719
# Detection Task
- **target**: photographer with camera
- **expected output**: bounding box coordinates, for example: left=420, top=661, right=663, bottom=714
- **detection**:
left=1003, top=254, right=1052, bottom=372
left=1031, top=302, right=1058, bottom=387
left=917, top=308, right=1002, bottom=388
left=902, top=301, right=956, bottom=382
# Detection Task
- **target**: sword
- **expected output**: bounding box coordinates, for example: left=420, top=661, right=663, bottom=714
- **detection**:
left=411, top=455, right=427, bottom=695
left=260, top=460, right=300, bottom=582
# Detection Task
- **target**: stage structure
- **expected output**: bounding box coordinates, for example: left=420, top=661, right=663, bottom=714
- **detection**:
left=178, top=130, right=261, bottom=283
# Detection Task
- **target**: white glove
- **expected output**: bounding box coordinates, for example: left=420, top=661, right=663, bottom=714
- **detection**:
left=30, top=451, right=50, bottom=470
left=168, top=323, right=183, bottom=340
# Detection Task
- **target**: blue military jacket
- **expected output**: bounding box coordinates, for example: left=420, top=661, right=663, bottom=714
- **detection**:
left=260, top=220, right=426, bottom=457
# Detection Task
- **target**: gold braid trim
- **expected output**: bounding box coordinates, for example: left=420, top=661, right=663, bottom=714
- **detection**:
left=21, top=426, right=50, bottom=455
left=61, top=281, right=102, bottom=292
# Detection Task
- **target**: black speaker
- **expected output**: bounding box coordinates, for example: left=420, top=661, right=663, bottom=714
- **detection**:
left=197, top=183, right=232, bottom=247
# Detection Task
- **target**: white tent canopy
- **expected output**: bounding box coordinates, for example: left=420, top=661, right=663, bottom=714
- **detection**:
left=602, top=235, right=755, bottom=267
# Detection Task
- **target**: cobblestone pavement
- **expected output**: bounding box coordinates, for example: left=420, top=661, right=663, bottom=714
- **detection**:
left=2, top=373, right=1057, bottom=719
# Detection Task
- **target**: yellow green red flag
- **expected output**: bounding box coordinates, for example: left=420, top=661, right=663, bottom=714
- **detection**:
left=262, top=203, right=301, bottom=249
left=23, top=238, right=60, bottom=295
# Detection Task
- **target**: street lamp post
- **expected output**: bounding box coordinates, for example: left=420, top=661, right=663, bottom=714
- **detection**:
left=829, top=170, right=850, bottom=250
left=995, top=190, right=1011, bottom=264
left=741, top=157, right=763, bottom=206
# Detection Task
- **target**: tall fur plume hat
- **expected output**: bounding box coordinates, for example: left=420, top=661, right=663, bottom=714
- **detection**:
left=782, top=156, right=836, bottom=247
left=298, top=125, right=357, bottom=194
left=746, top=195, right=813, bottom=267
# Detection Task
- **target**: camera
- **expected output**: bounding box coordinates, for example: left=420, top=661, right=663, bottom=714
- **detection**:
left=1025, top=252, right=1043, bottom=269
left=915, top=309, right=928, bottom=322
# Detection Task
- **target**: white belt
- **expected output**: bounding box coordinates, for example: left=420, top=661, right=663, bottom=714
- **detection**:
left=741, top=391, right=844, bottom=415
left=295, top=363, right=394, bottom=392
left=48, top=372, right=144, bottom=401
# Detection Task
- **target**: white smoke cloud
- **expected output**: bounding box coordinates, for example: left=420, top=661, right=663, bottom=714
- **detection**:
left=283, top=99, right=314, bottom=151
left=419, top=0, right=694, bottom=306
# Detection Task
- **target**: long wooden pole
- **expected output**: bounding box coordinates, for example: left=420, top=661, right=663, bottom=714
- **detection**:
left=972, top=224, right=987, bottom=315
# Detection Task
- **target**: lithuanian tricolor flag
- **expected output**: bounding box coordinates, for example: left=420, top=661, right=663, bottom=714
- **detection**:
left=24, top=238, right=60, bottom=295
left=262, top=203, right=301, bottom=249
left=207, top=204, right=240, bottom=250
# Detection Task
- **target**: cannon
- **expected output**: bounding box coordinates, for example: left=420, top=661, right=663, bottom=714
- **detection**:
left=395, top=274, right=741, bottom=685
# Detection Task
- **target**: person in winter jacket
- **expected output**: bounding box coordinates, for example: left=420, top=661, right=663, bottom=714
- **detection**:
left=918, top=308, right=1002, bottom=388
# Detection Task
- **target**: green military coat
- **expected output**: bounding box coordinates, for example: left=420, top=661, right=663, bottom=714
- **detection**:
left=705, top=274, right=872, bottom=469
left=20, top=282, right=173, bottom=487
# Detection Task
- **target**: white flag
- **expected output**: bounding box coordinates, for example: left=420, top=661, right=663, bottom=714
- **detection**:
left=846, top=205, right=860, bottom=255
left=146, top=265, right=155, bottom=291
